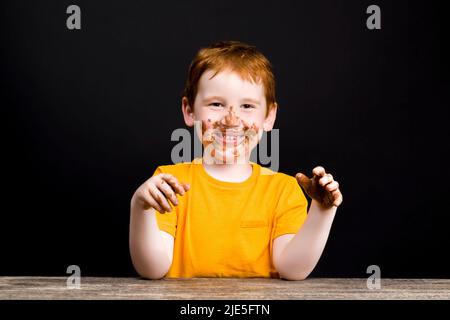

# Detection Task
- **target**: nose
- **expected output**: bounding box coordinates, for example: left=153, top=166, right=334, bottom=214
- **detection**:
left=220, top=106, right=241, bottom=127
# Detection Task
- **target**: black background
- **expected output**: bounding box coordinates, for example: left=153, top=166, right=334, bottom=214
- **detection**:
left=1, top=0, right=448, bottom=278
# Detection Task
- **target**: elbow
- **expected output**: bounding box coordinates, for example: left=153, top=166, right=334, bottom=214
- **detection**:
left=278, top=271, right=310, bottom=281
left=133, top=258, right=171, bottom=280
left=275, top=260, right=312, bottom=281
left=137, top=268, right=168, bottom=280
left=130, top=250, right=172, bottom=280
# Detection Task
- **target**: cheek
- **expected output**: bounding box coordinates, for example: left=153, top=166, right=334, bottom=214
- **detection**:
left=201, top=118, right=222, bottom=132
left=201, top=119, right=212, bottom=132
left=242, top=112, right=264, bottom=129
left=242, top=121, right=261, bottom=138
left=200, top=118, right=219, bottom=143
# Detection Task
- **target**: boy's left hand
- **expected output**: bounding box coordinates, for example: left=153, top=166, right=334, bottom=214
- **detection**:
left=295, top=166, right=343, bottom=209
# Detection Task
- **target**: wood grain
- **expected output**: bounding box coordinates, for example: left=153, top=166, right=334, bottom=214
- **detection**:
left=0, top=277, right=449, bottom=300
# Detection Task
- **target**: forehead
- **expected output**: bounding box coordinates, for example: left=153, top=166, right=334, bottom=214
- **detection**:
left=197, top=69, right=264, bottom=99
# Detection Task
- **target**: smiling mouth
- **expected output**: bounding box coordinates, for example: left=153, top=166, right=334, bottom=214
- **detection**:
left=213, top=132, right=245, bottom=146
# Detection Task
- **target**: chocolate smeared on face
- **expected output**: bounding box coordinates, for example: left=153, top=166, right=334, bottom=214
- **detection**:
left=202, top=119, right=215, bottom=143
left=201, top=107, right=260, bottom=164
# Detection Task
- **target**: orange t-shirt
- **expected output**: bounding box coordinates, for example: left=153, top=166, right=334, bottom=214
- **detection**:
left=152, top=158, right=308, bottom=278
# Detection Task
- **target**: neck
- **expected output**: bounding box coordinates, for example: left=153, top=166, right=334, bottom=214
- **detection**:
left=201, top=157, right=253, bottom=183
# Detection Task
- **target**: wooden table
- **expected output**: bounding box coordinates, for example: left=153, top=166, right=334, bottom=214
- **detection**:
left=0, top=277, right=449, bottom=300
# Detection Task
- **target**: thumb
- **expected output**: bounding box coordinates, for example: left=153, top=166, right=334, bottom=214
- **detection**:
left=295, top=173, right=311, bottom=189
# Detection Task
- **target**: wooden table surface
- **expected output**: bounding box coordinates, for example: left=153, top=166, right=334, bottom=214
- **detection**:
left=1, top=277, right=449, bottom=300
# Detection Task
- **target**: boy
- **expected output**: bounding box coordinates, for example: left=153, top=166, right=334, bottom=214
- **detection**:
left=129, top=41, right=343, bottom=280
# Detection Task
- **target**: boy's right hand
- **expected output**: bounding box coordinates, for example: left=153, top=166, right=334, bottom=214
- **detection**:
left=132, top=173, right=190, bottom=213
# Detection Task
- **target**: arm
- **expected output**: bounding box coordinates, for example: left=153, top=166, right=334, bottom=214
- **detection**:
left=273, top=200, right=336, bottom=280
left=129, top=200, right=174, bottom=280
left=273, top=166, right=343, bottom=280
left=129, top=173, right=190, bottom=280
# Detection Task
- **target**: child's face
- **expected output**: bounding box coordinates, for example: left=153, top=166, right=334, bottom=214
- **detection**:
left=182, top=69, right=277, bottom=164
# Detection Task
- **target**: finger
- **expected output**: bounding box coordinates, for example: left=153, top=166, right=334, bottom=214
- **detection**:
left=325, top=181, right=339, bottom=192
left=333, top=195, right=343, bottom=207
left=331, top=190, right=343, bottom=206
left=158, top=180, right=179, bottom=206
left=295, top=172, right=311, bottom=189
left=147, top=185, right=167, bottom=212
left=160, top=174, right=184, bottom=194
left=161, top=174, right=187, bottom=195
left=149, top=184, right=172, bottom=212
left=142, top=189, right=164, bottom=213
left=182, top=183, right=190, bottom=191
left=312, top=166, right=326, bottom=178
left=319, top=174, right=334, bottom=187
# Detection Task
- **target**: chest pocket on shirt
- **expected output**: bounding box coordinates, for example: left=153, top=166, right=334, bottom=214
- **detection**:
left=238, top=219, right=271, bottom=265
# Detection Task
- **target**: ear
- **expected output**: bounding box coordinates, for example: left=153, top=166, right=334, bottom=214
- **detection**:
left=263, top=102, right=278, bottom=131
left=182, top=97, right=195, bottom=127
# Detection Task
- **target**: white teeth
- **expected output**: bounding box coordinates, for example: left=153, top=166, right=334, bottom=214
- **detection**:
left=225, top=136, right=237, bottom=142
left=213, top=134, right=244, bottom=145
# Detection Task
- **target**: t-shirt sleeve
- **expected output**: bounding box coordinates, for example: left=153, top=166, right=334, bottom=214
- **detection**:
left=272, top=176, right=309, bottom=239
left=150, top=166, right=178, bottom=238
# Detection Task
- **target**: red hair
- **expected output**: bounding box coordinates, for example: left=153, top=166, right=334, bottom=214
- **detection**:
left=182, top=40, right=277, bottom=117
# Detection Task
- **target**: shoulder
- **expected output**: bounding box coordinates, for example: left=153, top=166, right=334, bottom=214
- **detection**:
left=257, top=164, right=298, bottom=186
left=254, top=164, right=304, bottom=202
left=152, top=160, right=196, bottom=180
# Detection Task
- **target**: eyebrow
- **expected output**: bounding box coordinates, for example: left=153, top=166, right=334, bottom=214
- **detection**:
left=203, top=96, right=261, bottom=105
